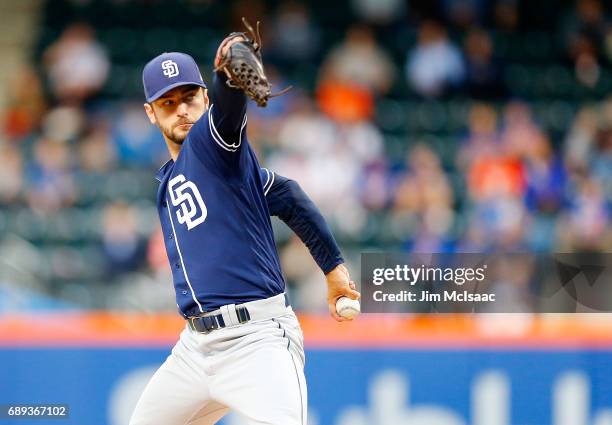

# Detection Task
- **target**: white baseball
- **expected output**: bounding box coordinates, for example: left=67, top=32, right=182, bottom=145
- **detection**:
left=335, top=296, right=360, bottom=319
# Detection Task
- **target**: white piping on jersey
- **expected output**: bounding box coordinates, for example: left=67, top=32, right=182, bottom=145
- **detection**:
left=262, top=167, right=275, bottom=196
left=155, top=159, right=173, bottom=182
left=166, top=197, right=204, bottom=313
left=262, top=168, right=270, bottom=192
left=208, top=104, right=248, bottom=152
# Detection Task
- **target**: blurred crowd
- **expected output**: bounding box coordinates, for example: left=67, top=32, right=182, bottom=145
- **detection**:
left=0, top=0, right=610, bottom=312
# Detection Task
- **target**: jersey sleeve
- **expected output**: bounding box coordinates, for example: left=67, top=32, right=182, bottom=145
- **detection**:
left=209, top=72, right=247, bottom=144
left=187, top=73, right=249, bottom=172
left=262, top=168, right=344, bottom=274
left=207, top=103, right=247, bottom=153
left=259, top=167, right=276, bottom=197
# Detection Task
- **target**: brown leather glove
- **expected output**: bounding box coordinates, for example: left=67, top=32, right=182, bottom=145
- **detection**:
left=214, top=17, right=290, bottom=107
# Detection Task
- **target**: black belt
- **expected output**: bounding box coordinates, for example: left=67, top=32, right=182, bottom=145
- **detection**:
left=188, top=305, right=251, bottom=334
left=187, top=293, right=290, bottom=334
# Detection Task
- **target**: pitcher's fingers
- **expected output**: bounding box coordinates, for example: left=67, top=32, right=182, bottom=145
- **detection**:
left=328, top=303, right=349, bottom=322
left=345, top=288, right=361, bottom=300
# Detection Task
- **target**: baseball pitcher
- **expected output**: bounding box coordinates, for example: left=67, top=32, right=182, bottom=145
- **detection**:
left=129, top=19, right=360, bottom=425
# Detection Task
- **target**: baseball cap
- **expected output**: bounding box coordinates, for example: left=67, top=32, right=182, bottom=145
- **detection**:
left=142, top=52, right=207, bottom=103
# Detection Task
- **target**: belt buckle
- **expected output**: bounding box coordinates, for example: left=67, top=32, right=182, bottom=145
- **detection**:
left=188, top=317, right=206, bottom=334
left=189, top=316, right=218, bottom=334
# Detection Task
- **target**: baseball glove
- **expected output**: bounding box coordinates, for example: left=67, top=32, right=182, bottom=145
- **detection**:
left=214, top=17, right=290, bottom=107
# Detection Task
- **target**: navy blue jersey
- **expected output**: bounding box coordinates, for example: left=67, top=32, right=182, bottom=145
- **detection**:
left=155, top=105, right=285, bottom=316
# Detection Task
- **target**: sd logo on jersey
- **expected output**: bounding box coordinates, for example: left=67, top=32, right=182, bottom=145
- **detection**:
left=169, top=174, right=207, bottom=230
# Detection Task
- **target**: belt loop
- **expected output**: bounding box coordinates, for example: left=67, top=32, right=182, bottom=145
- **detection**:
left=224, top=304, right=240, bottom=326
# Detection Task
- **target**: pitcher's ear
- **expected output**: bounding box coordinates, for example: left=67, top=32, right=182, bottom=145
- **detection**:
left=203, top=89, right=209, bottom=108
left=144, top=103, right=156, bottom=124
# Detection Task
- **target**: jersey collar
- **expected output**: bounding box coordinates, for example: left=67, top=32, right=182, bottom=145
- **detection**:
left=155, top=159, right=174, bottom=182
